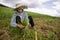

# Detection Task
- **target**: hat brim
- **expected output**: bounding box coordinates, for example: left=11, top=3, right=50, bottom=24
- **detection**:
left=15, top=5, right=28, bottom=9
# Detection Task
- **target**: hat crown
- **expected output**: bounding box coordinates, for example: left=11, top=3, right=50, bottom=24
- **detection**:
left=16, top=3, right=21, bottom=8
left=15, top=3, right=28, bottom=9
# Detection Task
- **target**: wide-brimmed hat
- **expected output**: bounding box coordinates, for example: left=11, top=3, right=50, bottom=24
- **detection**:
left=15, top=3, right=28, bottom=9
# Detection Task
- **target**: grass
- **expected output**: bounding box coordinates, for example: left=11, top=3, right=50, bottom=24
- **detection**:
left=0, top=6, right=60, bottom=40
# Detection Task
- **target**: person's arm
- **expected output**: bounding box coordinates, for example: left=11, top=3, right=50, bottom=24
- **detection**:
left=10, top=14, right=17, bottom=27
left=25, top=12, right=29, bottom=25
left=17, top=24, right=25, bottom=29
left=10, top=14, right=24, bottom=28
left=16, top=16, right=25, bottom=28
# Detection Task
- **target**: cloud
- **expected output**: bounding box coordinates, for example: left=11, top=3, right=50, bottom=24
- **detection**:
left=0, top=0, right=60, bottom=17
left=53, top=1, right=60, bottom=12
left=25, top=8, right=60, bottom=17
left=0, top=0, right=4, bottom=3
left=0, top=0, right=50, bottom=8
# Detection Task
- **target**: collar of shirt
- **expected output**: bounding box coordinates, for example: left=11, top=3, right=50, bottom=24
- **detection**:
left=15, top=11, right=26, bottom=22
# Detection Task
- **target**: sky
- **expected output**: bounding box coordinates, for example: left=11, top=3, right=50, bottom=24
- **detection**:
left=0, top=0, right=60, bottom=17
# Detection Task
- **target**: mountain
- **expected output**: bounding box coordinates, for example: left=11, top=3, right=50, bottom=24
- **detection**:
left=0, top=4, right=9, bottom=8
left=0, top=4, right=14, bottom=9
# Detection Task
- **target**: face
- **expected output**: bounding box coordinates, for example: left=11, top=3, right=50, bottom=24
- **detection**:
left=17, top=8, right=23, bottom=13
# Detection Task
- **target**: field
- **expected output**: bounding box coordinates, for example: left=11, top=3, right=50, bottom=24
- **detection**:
left=0, top=6, right=60, bottom=40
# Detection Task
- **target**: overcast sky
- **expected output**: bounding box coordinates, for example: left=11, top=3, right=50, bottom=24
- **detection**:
left=0, top=0, right=60, bottom=17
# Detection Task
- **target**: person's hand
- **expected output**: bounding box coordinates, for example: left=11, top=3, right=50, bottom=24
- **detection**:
left=17, top=24, right=25, bottom=29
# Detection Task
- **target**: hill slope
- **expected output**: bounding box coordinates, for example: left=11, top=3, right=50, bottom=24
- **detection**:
left=0, top=6, right=60, bottom=40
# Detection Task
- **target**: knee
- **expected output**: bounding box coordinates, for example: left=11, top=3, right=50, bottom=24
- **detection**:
left=28, top=16, right=33, bottom=21
left=16, top=16, right=21, bottom=23
left=28, top=16, right=32, bottom=19
left=16, top=16, right=20, bottom=19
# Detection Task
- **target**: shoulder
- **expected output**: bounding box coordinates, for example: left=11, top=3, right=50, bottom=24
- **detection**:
left=14, top=12, right=18, bottom=15
left=23, top=11, right=27, bottom=13
left=12, top=12, right=18, bottom=17
left=23, top=11, right=28, bottom=15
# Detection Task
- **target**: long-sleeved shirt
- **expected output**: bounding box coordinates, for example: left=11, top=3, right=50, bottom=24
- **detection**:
left=10, top=11, right=29, bottom=27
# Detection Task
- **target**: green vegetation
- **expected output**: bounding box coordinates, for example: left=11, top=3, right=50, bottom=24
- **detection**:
left=0, top=6, right=60, bottom=40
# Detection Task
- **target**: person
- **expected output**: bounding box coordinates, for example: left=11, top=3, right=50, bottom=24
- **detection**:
left=10, top=4, right=34, bottom=29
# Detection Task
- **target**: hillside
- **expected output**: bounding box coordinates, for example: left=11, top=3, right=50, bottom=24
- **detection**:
left=0, top=6, right=60, bottom=40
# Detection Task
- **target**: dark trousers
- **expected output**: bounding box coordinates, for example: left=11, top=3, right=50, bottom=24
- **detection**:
left=16, top=16, right=34, bottom=27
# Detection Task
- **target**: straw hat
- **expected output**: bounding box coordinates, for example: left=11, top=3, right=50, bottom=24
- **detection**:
left=15, top=3, right=28, bottom=9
